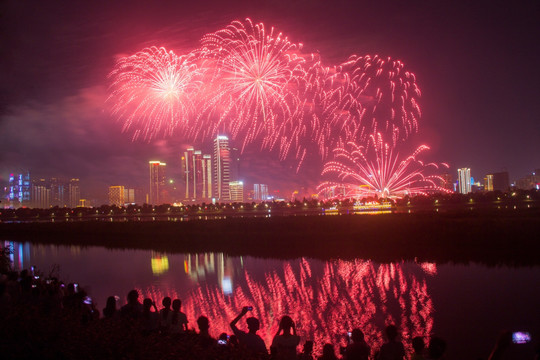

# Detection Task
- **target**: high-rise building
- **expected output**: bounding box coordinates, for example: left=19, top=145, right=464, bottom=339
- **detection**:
left=124, top=188, right=136, bottom=205
left=229, top=181, right=244, bottom=202
left=213, top=135, right=231, bottom=201
left=230, top=146, right=240, bottom=182
left=440, top=173, right=453, bottom=191
left=516, top=170, right=540, bottom=190
left=50, top=177, right=68, bottom=207
left=7, top=171, right=31, bottom=208
left=492, top=171, right=510, bottom=192
left=182, top=148, right=212, bottom=202
left=68, top=179, right=80, bottom=208
left=149, top=161, right=167, bottom=205
left=254, top=184, right=269, bottom=201
left=202, top=154, right=212, bottom=201
left=109, top=185, right=125, bottom=206
left=32, top=179, right=51, bottom=209
left=457, top=168, right=471, bottom=194
left=484, top=174, right=494, bottom=192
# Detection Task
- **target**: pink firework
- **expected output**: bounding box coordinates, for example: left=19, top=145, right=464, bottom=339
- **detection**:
left=319, top=55, right=421, bottom=152
left=196, top=18, right=314, bottom=157
left=139, top=259, right=434, bottom=357
left=108, top=47, right=203, bottom=141
left=317, top=133, right=451, bottom=200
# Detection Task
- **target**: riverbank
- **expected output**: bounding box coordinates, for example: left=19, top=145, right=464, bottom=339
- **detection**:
left=1, top=209, right=539, bottom=266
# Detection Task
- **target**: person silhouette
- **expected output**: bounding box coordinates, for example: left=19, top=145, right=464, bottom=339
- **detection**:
left=120, top=289, right=143, bottom=320
left=170, top=299, right=188, bottom=333
left=411, top=336, right=426, bottom=360
left=319, top=343, right=338, bottom=360
left=345, top=329, right=370, bottom=360
left=377, top=325, right=405, bottom=360
left=230, top=306, right=268, bottom=356
left=298, top=340, right=314, bottom=360
left=271, top=315, right=301, bottom=360
left=196, top=315, right=216, bottom=348
left=102, top=296, right=118, bottom=319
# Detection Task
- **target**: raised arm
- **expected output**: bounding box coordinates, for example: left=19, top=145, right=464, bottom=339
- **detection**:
left=230, top=306, right=249, bottom=330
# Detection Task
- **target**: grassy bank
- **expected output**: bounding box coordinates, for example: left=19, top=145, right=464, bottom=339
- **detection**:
left=1, top=209, right=539, bottom=266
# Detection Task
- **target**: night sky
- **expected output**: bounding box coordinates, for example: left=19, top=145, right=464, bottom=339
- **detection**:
left=1, top=0, right=539, bottom=202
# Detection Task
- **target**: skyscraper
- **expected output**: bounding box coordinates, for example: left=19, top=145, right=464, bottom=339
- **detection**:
left=69, top=179, right=80, bottom=208
left=149, top=161, right=167, bottom=205
left=229, top=181, right=244, bottom=202
left=213, top=135, right=231, bottom=201
left=109, top=185, right=125, bottom=206
left=202, top=154, right=212, bottom=201
left=457, top=168, right=471, bottom=194
left=492, top=171, right=510, bottom=192
left=7, top=171, right=31, bottom=208
left=32, top=179, right=51, bottom=209
left=254, top=184, right=269, bottom=201
left=484, top=174, right=494, bottom=192
left=182, top=148, right=212, bottom=202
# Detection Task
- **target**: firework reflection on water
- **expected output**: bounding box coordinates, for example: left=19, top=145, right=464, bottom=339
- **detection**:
left=141, top=258, right=434, bottom=356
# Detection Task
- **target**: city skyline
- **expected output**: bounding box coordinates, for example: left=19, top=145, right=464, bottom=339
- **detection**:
left=0, top=1, right=539, bottom=201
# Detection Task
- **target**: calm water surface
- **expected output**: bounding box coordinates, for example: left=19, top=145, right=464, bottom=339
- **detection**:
left=6, top=241, right=539, bottom=359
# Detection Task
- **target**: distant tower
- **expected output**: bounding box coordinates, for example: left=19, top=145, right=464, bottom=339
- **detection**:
left=492, top=171, right=510, bottom=192
left=182, top=148, right=212, bottom=202
left=457, top=168, right=471, bottom=194
left=108, top=186, right=125, bottom=206
left=32, top=179, right=51, bottom=209
left=484, top=174, right=494, bottom=192
left=69, top=179, right=80, bottom=208
left=213, top=135, right=231, bottom=201
left=182, top=148, right=196, bottom=200
left=202, top=154, right=212, bottom=201
left=254, top=184, right=269, bottom=201
left=7, top=171, right=31, bottom=208
left=229, top=181, right=244, bottom=202
left=149, top=161, right=166, bottom=205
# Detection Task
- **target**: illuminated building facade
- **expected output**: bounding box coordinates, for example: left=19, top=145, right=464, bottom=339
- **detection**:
left=229, top=181, right=244, bottom=202
left=202, top=155, right=212, bottom=200
left=484, top=174, right=494, bottom=192
left=32, top=179, right=51, bottom=209
left=108, top=185, right=125, bottom=206
left=78, top=199, right=90, bottom=207
left=457, top=168, right=471, bottom=194
left=7, top=171, right=31, bottom=208
left=182, top=148, right=213, bottom=203
left=213, top=136, right=231, bottom=201
left=516, top=170, right=540, bottom=190
left=149, top=161, right=167, bottom=205
left=254, top=184, right=269, bottom=201
left=124, top=188, right=136, bottom=205
left=492, top=171, right=510, bottom=192
left=68, top=179, right=80, bottom=208
left=50, top=177, right=68, bottom=207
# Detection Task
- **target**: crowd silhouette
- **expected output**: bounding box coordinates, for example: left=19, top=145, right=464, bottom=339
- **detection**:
left=1, top=266, right=537, bottom=359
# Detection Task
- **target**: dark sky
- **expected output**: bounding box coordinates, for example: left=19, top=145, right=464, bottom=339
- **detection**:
left=1, top=0, right=539, bottom=201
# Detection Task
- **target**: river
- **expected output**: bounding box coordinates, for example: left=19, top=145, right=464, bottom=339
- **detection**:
left=5, top=241, right=539, bottom=359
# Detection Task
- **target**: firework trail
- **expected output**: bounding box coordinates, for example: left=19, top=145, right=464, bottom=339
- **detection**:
left=108, top=47, right=203, bottom=140
left=140, top=258, right=434, bottom=357
left=195, top=18, right=321, bottom=160
left=107, top=20, right=441, bottom=175
left=317, top=133, right=451, bottom=200
left=317, top=55, right=421, bottom=153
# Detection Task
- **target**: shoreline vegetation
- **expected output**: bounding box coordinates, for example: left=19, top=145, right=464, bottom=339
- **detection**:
left=1, top=208, right=539, bottom=266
